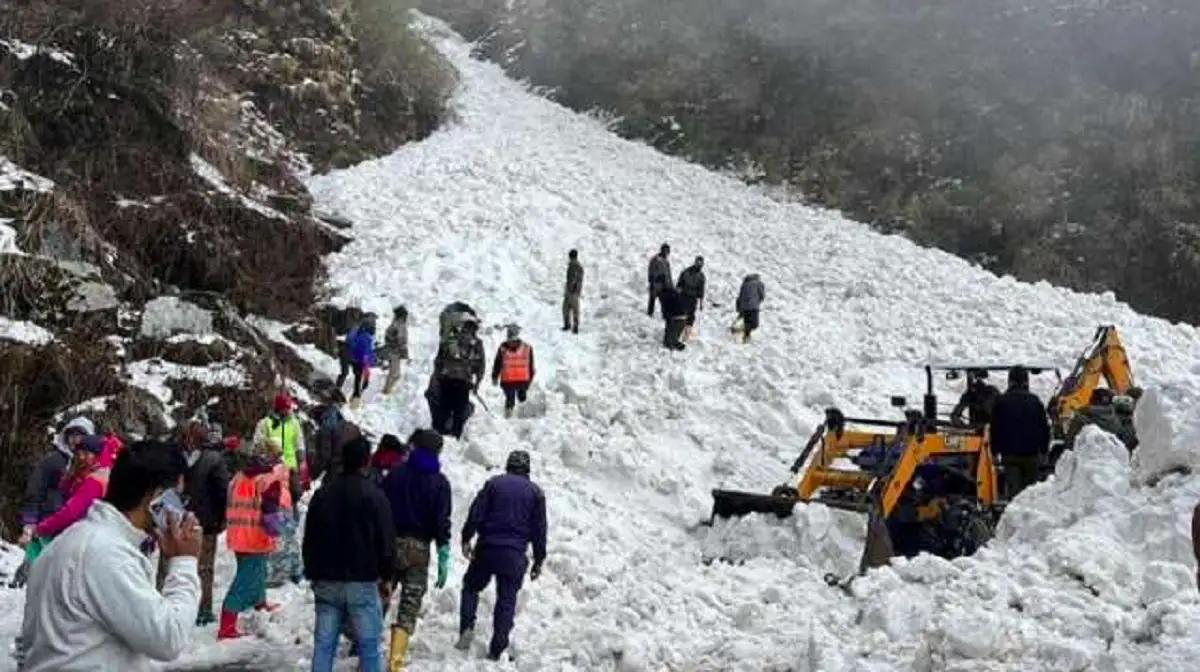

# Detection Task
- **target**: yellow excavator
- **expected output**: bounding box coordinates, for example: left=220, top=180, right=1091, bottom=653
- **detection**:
left=707, top=325, right=1135, bottom=572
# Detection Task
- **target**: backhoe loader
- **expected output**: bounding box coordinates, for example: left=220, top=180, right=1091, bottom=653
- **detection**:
left=710, top=365, right=1008, bottom=572
left=707, top=325, right=1135, bottom=572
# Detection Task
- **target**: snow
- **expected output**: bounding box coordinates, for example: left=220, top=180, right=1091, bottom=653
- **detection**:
left=0, top=157, right=54, bottom=193
left=124, top=359, right=249, bottom=428
left=0, top=219, right=19, bottom=254
left=0, top=39, right=74, bottom=66
left=6, top=16, right=1200, bottom=672
left=139, top=296, right=214, bottom=339
left=189, top=153, right=291, bottom=221
left=0, top=317, right=54, bottom=345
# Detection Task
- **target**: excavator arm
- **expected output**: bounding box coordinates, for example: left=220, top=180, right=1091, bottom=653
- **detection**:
left=1047, top=325, right=1135, bottom=439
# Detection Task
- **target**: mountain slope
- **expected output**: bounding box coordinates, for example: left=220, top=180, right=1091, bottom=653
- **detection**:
left=6, top=16, right=1200, bottom=671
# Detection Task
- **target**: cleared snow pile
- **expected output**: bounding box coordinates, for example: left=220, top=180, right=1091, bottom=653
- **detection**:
left=701, top=503, right=865, bottom=578
left=138, top=296, right=215, bottom=339
left=0, top=316, right=55, bottom=345
left=1132, top=383, right=1200, bottom=485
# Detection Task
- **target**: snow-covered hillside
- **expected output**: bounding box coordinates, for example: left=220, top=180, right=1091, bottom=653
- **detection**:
left=6, top=16, right=1200, bottom=671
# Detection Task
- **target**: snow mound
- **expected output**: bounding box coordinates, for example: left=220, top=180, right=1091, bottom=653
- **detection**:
left=0, top=317, right=54, bottom=345
left=1132, top=383, right=1200, bottom=485
left=701, top=502, right=865, bottom=578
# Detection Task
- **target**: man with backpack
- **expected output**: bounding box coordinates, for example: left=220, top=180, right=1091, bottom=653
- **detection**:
left=430, top=313, right=485, bottom=439
left=676, top=256, right=706, bottom=340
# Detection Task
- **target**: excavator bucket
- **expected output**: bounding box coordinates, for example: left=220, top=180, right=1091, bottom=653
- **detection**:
left=709, top=488, right=799, bottom=521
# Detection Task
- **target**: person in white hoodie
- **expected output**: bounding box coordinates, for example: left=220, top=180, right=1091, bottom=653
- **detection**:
left=15, top=441, right=201, bottom=672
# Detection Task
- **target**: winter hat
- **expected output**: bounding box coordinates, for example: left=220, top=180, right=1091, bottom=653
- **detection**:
left=223, top=435, right=241, bottom=451
left=660, top=243, right=670, bottom=255
left=273, top=392, right=293, bottom=414
left=409, top=429, right=444, bottom=454
left=378, top=433, right=407, bottom=455
left=1008, top=366, right=1029, bottom=388
left=75, top=435, right=106, bottom=454
left=694, top=255, right=704, bottom=266
left=394, top=304, right=408, bottom=319
left=506, top=324, right=521, bottom=340
left=505, top=450, right=531, bottom=476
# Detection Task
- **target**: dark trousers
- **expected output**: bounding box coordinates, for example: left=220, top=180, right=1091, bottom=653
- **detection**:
left=501, top=383, right=529, bottom=412
left=663, top=317, right=687, bottom=350
left=336, top=354, right=366, bottom=398
left=682, top=296, right=698, bottom=327
left=438, top=377, right=473, bottom=438
left=1000, top=454, right=1040, bottom=499
left=739, top=310, right=760, bottom=337
left=459, top=547, right=527, bottom=659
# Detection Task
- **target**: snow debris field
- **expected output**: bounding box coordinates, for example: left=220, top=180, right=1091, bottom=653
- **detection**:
left=6, top=17, right=1200, bottom=672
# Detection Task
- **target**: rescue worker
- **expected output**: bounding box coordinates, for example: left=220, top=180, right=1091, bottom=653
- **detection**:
left=659, top=286, right=688, bottom=351
left=456, top=450, right=547, bottom=662
left=156, top=421, right=230, bottom=626
left=734, top=273, right=765, bottom=343
left=646, top=243, right=673, bottom=317
left=252, top=392, right=308, bottom=521
left=492, top=325, right=536, bottom=418
left=950, top=370, right=1001, bottom=427
left=562, top=249, right=583, bottom=333
left=338, top=313, right=378, bottom=409
left=676, top=255, right=706, bottom=340
left=381, top=305, right=410, bottom=396
left=990, top=366, right=1050, bottom=499
left=218, top=438, right=286, bottom=640
left=380, top=429, right=452, bottom=670
left=11, top=417, right=94, bottom=588
left=304, top=436, right=395, bottom=672
left=431, top=314, right=486, bottom=439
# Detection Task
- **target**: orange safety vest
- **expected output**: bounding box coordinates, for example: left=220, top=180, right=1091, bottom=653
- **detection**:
left=225, top=473, right=277, bottom=554
left=499, top=343, right=532, bottom=384
left=272, top=464, right=293, bottom=512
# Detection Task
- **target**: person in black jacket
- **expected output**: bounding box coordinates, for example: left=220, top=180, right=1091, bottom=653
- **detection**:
left=379, top=429, right=452, bottom=668
left=990, top=366, right=1051, bottom=499
left=659, top=287, right=688, bottom=351
left=156, top=421, right=231, bottom=626
left=676, top=256, right=706, bottom=339
left=303, top=436, right=395, bottom=672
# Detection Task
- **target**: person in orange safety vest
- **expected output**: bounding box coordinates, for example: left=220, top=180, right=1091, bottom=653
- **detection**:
left=217, top=437, right=286, bottom=640
left=491, top=325, right=536, bottom=419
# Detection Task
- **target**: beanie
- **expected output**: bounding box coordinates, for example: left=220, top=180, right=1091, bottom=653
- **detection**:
left=273, top=393, right=293, bottom=414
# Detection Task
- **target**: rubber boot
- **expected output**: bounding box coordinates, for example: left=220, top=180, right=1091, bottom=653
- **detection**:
left=454, top=628, right=474, bottom=651
left=387, top=626, right=409, bottom=672
left=216, top=609, right=243, bottom=640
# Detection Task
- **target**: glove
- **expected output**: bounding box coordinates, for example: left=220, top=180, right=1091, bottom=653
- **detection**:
left=299, top=462, right=311, bottom=491
left=530, top=559, right=544, bottom=581
left=436, top=544, right=451, bottom=588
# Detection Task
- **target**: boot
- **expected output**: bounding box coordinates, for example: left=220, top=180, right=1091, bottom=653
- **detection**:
left=349, top=396, right=363, bottom=410
left=503, top=406, right=514, bottom=419
left=382, top=381, right=395, bottom=396
left=216, top=609, right=243, bottom=640
left=387, top=626, right=409, bottom=672
left=195, top=609, right=216, bottom=626
left=454, top=628, right=474, bottom=651
left=561, top=324, right=570, bottom=331
left=572, top=325, right=578, bottom=334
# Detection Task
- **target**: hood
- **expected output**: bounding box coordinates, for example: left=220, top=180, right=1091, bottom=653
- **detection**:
left=54, top=416, right=96, bottom=457
left=407, top=447, right=441, bottom=474
left=743, top=273, right=760, bottom=283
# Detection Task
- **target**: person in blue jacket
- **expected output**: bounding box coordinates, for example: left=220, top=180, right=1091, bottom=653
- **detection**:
left=455, top=450, right=547, bottom=661
left=337, top=314, right=378, bottom=409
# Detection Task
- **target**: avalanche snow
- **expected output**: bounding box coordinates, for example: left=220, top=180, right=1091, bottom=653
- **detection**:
left=3, top=15, right=1200, bottom=672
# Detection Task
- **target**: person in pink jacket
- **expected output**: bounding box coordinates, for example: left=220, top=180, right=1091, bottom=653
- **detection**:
left=34, top=435, right=113, bottom=540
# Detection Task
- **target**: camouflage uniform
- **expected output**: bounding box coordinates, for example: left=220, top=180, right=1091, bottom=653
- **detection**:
left=267, top=511, right=302, bottom=587
left=392, top=537, right=432, bottom=633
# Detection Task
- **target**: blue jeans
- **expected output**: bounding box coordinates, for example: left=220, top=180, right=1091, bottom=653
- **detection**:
left=312, top=581, right=382, bottom=672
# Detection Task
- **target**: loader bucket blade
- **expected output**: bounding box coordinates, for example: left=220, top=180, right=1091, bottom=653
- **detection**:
left=857, top=512, right=895, bottom=573
left=710, top=489, right=797, bottom=521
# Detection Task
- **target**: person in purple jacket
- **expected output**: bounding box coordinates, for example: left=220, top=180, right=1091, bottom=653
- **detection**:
left=337, top=313, right=378, bottom=410
left=455, top=450, right=547, bottom=661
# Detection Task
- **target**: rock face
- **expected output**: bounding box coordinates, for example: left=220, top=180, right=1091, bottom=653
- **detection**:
left=0, top=0, right=457, bottom=526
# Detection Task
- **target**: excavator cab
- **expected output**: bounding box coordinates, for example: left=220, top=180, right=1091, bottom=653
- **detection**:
left=709, top=365, right=1004, bottom=570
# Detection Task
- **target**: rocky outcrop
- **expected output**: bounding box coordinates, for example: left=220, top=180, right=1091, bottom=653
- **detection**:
left=0, top=0, right=457, bottom=527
